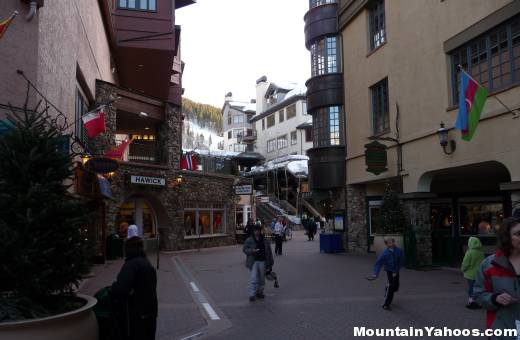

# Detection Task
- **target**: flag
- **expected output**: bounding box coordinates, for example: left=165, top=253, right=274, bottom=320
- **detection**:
left=0, top=11, right=18, bottom=40
left=81, top=107, right=106, bottom=138
left=105, top=139, right=132, bottom=160
left=454, top=69, right=488, bottom=141
left=180, top=152, right=198, bottom=170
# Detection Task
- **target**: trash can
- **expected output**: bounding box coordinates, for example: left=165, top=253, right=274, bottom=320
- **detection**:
left=319, top=233, right=344, bottom=253
left=106, top=234, right=124, bottom=260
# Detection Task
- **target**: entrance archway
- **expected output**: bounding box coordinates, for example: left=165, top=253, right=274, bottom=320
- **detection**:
left=116, top=195, right=170, bottom=239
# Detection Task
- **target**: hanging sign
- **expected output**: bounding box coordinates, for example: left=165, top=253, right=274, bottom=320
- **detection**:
left=364, top=140, right=387, bottom=175
left=86, top=157, right=119, bottom=173
left=235, top=184, right=253, bottom=195
left=130, top=175, right=166, bottom=186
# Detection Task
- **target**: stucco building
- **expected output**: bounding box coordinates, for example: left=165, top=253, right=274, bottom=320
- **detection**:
left=305, top=0, right=520, bottom=265
left=0, top=0, right=239, bottom=258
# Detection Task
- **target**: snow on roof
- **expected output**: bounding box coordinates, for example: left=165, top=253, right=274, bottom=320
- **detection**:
left=287, top=160, right=308, bottom=176
left=228, top=101, right=249, bottom=109
left=246, top=155, right=308, bottom=177
left=183, top=148, right=240, bottom=158
left=243, top=102, right=256, bottom=112
left=271, top=82, right=298, bottom=91
left=284, top=83, right=307, bottom=100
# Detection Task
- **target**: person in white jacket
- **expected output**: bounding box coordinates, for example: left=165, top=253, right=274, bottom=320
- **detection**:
left=274, top=218, right=284, bottom=255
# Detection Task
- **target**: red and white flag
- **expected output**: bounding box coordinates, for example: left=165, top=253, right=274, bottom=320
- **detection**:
left=180, top=152, right=198, bottom=170
left=105, top=139, right=133, bottom=160
left=81, top=107, right=106, bottom=138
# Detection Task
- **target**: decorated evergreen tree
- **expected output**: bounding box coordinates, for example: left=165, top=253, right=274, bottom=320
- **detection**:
left=378, top=182, right=406, bottom=234
left=0, top=106, right=91, bottom=321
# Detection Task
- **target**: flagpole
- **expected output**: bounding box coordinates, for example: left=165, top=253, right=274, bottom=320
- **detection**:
left=457, top=65, right=519, bottom=119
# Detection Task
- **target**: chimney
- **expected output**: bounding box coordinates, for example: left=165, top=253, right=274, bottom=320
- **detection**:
left=225, top=92, right=233, bottom=102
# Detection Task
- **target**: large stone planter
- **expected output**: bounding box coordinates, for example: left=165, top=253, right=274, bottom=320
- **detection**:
left=0, top=294, right=98, bottom=340
left=373, top=233, right=405, bottom=256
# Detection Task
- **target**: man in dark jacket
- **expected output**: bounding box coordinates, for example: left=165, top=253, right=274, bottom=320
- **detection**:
left=367, top=237, right=404, bottom=310
left=112, top=236, right=157, bottom=340
left=243, top=225, right=274, bottom=302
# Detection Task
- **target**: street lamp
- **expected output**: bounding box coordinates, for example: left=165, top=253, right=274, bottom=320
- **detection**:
left=437, top=122, right=456, bottom=155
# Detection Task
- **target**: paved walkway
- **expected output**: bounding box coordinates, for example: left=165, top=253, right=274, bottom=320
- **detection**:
left=80, top=231, right=486, bottom=339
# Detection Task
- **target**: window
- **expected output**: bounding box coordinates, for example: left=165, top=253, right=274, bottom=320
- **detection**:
left=279, top=110, right=285, bottom=123
left=286, top=104, right=297, bottom=119
left=277, top=135, right=288, bottom=149
left=232, top=115, right=244, bottom=124
left=368, top=0, right=386, bottom=51
left=228, top=145, right=232, bottom=151
left=232, top=128, right=243, bottom=138
left=309, top=0, right=337, bottom=9
left=310, top=36, right=340, bottom=77
left=370, top=78, right=389, bottom=135
left=227, top=131, right=232, bottom=139
left=262, top=119, right=265, bottom=130
left=267, top=139, right=276, bottom=153
left=305, top=128, right=313, bottom=142
left=233, top=144, right=245, bottom=152
left=312, top=106, right=343, bottom=147
left=266, top=114, right=275, bottom=128
left=459, top=202, right=503, bottom=236
left=183, top=203, right=227, bottom=236
left=450, top=15, right=520, bottom=104
left=119, top=0, right=156, bottom=11
left=227, top=113, right=231, bottom=125
left=291, top=131, right=298, bottom=145
left=75, top=88, right=89, bottom=145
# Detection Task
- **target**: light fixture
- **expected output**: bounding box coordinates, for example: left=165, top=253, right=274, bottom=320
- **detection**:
left=139, top=112, right=149, bottom=118
left=144, top=126, right=150, bottom=130
left=176, top=175, right=183, bottom=185
left=80, top=154, right=91, bottom=165
left=437, top=122, right=456, bottom=155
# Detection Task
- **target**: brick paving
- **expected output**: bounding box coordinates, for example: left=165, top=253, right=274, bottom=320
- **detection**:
left=80, top=232, right=486, bottom=339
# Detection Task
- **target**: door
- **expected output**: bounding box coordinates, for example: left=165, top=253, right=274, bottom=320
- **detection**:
left=431, top=204, right=454, bottom=265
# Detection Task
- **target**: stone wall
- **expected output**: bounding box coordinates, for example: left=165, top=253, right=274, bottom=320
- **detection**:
left=346, top=184, right=367, bottom=254
left=403, top=199, right=432, bottom=266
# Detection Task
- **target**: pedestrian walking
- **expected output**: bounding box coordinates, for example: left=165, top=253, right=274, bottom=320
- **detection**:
left=274, top=218, right=284, bottom=255
left=244, top=218, right=255, bottom=238
left=127, top=220, right=139, bottom=239
left=460, top=236, right=485, bottom=309
left=306, top=217, right=314, bottom=241
left=366, top=237, right=404, bottom=311
left=243, top=225, right=274, bottom=302
left=474, top=217, right=520, bottom=338
left=111, top=236, right=158, bottom=340
left=309, top=219, right=317, bottom=241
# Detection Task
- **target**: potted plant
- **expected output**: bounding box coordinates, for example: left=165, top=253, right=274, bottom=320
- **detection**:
left=0, top=105, right=98, bottom=340
left=373, top=182, right=406, bottom=256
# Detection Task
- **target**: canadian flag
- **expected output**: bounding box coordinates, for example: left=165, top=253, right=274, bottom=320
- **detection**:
left=81, top=108, right=106, bottom=138
left=105, top=139, right=133, bottom=160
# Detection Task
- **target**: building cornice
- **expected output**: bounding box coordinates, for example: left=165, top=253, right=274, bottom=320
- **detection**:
left=338, top=0, right=369, bottom=32
left=249, top=95, right=306, bottom=123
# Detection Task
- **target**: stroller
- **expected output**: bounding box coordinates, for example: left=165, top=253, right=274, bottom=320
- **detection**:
left=266, top=268, right=280, bottom=288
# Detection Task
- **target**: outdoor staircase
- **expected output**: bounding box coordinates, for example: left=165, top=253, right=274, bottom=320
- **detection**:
left=301, top=198, right=324, bottom=221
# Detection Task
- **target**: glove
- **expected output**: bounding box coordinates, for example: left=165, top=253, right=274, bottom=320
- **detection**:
left=366, top=274, right=377, bottom=281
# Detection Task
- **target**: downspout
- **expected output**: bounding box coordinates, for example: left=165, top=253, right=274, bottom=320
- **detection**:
left=25, top=0, right=38, bottom=21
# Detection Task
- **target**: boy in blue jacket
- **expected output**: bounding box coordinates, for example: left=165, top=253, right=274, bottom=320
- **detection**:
left=367, top=237, right=404, bottom=310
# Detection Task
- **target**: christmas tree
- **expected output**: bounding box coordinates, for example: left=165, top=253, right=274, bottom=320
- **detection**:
left=378, top=182, right=406, bottom=234
left=0, top=105, right=91, bottom=321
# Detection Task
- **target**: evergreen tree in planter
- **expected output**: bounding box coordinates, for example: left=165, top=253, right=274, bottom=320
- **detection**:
left=0, top=106, right=91, bottom=321
left=378, top=182, right=406, bottom=234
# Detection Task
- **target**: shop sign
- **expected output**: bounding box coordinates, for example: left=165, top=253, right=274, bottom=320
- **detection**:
left=235, top=184, right=253, bottom=195
left=131, top=175, right=166, bottom=186
left=86, top=157, right=119, bottom=174
left=364, top=141, right=388, bottom=175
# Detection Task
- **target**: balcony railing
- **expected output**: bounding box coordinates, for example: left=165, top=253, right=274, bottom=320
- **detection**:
left=237, top=129, right=257, bottom=143
left=126, top=140, right=165, bottom=165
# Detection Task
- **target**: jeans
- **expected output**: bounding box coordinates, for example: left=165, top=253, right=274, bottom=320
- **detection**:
left=383, top=271, right=400, bottom=306
left=249, top=261, right=266, bottom=297
left=466, top=279, right=475, bottom=298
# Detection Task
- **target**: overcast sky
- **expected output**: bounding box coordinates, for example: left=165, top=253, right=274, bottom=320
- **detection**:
left=176, top=0, right=310, bottom=108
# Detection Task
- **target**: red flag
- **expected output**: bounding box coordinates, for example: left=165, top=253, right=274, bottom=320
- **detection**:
left=180, top=152, right=198, bottom=170
left=81, top=108, right=106, bottom=138
left=0, top=11, right=18, bottom=40
left=105, top=139, right=132, bottom=160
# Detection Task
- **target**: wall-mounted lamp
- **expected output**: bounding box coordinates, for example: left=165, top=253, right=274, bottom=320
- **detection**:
left=80, top=154, right=91, bottom=165
left=139, top=112, right=149, bottom=118
left=437, top=122, right=456, bottom=155
left=169, top=174, right=183, bottom=189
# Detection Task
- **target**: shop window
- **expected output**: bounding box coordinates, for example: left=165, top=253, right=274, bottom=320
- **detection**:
left=183, top=203, right=227, bottom=237
left=459, top=202, right=504, bottom=236
left=116, top=199, right=156, bottom=238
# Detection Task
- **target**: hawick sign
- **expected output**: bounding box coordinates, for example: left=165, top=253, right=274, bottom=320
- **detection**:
left=130, top=175, right=166, bottom=186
